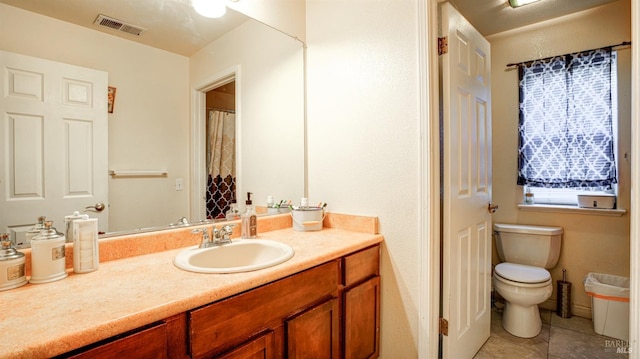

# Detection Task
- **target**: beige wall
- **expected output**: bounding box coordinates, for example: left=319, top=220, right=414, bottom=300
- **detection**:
left=306, top=0, right=422, bottom=357
left=489, top=0, right=631, bottom=317
left=190, top=19, right=305, bottom=209
left=228, top=0, right=306, bottom=42
left=0, top=3, right=191, bottom=232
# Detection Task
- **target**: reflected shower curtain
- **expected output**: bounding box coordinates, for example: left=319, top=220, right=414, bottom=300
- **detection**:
left=206, top=110, right=236, bottom=219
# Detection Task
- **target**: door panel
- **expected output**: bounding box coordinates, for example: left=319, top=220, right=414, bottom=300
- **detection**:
left=0, top=50, right=108, bottom=245
left=440, top=3, right=492, bottom=358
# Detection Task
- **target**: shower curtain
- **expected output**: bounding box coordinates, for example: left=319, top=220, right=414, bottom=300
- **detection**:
left=206, top=110, right=236, bottom=219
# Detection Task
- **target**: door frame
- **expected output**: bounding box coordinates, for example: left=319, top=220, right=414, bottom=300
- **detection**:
left=630, top=1, right=639, bottom=356
left=418, top=1, right=442, bottom=358
left=190, top=66, right=241, bottom=221
left=419, top=1, right=639, bottom=358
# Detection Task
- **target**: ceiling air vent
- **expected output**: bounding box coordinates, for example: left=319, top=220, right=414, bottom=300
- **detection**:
left=94, top=14, right=146, bottom=36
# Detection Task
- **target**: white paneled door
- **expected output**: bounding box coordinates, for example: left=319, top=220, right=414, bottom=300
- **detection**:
left=0, top=50, right=108, bottom=246
left=440, top=3, right=492, bottom=358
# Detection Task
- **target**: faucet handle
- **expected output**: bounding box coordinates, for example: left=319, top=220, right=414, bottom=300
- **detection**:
left=220, top=224, right=235, bottom=242
left=193, top=227, right=211, bottom=248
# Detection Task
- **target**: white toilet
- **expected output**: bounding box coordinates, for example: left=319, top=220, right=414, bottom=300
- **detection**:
left=493, top=223, right=563, bottom=338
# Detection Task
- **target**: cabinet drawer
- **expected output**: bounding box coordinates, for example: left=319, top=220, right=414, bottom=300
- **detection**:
left=189, top=261, right=339, bottom=358
left=62, top=322, right=168, bottom=359
left=343, top=245, right=379, bottom=287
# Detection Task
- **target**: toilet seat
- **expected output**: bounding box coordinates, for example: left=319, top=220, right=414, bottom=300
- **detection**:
left=495, top=262, right=550, bottom=284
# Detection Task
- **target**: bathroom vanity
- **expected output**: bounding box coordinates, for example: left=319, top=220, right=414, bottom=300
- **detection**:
left=0, top=213, right=382, bottom=359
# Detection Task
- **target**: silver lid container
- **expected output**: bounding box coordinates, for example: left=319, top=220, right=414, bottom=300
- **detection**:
left=0, top=234, right=27, bottom=291
left=30, top=222, right=68, bottom=284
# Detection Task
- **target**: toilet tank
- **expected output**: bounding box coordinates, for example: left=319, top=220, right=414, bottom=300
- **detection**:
left=493, top=223, right=563, bottom=269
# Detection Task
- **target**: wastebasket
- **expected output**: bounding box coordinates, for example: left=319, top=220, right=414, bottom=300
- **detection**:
left=583, top=272, right=630, bottom=341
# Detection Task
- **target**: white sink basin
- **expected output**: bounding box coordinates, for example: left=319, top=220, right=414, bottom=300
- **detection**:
left=173, top=239, right=294, bottom=274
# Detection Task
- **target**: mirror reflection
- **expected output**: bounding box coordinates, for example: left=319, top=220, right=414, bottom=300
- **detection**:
left=0, top=2, right=305, bottom=244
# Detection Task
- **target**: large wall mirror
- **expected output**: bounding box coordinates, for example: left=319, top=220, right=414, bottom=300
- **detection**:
left=0, top=0, right=305, bottom=244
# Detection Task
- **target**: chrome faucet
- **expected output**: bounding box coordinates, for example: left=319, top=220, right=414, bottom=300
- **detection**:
left=193, top=224, right=235, bottom=248
left=192, top=227, right=212, bottom=248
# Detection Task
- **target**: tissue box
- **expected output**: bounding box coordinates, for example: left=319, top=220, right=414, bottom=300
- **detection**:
left=577, top=194, right=616, bottom=209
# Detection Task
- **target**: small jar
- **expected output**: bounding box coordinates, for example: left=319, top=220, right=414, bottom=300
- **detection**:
left=524, top=189, right=535, bottom=205
left=225, top=201, right=240, bottom=221
left=266, top=195, right=278, bottom=215
left=0, top=234, right=27, bottom=291
left=30, top=221, right=68, bottom=284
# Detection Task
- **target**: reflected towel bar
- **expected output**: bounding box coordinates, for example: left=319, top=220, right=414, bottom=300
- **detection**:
left=109, top=169, right=168, bottom=177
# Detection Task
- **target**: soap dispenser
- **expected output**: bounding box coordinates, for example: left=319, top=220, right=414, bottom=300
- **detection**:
left=241, top=192, right=257, bottom=239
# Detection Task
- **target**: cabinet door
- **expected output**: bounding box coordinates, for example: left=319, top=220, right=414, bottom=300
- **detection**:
left=218, top=331, right=275, bottom=359
left=343, top=276, right=380, bottom=359
left=287, top=299, right=339, bottom=358
left=189, top=261, right=338, bottom=358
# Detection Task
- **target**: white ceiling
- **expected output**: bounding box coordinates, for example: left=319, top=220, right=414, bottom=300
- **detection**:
left=450, top=0, right=621, bottom=36
left=0, top=0, right=250, bottom=57
left=0, top=0, right=622, bottom=56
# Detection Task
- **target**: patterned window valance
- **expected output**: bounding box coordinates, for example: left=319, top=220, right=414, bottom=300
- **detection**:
left=516, top=48, right=617, bottom=189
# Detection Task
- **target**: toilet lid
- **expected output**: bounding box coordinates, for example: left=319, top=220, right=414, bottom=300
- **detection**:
left=495, top=263, right=550, bottom=284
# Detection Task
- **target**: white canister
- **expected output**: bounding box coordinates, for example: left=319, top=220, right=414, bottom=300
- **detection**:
left=23, top=216, right=47, bottom=249
left=65, top=211, right=89, bottom=243
left=72, top=218, right=99, bottom=273
left=30, top=221, right=68, bottom=284
left=0, top=234, right=27, bottom=291
left=291, top=207, right=325, bottom=231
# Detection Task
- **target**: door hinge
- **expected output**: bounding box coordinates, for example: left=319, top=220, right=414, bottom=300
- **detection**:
left=439, top=317, right=449, bottom=336
left=438, top=36, right=448, bottom=55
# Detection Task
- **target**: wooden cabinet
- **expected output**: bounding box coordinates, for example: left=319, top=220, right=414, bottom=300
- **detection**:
left=189, top=261, right=339, bottom=358
left=287, top=298, right=340, bottom=358
left=58, top=244, right=380, bottom=359
left=341, top=246, right=381, bottom=359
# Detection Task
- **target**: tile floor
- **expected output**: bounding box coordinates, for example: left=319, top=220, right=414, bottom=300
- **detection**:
left=474, top=303, right=630, bottom=359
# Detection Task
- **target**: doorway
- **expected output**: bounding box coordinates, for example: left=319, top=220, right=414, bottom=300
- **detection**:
left=205, top=82, right=237, bottom=219
left=419, top=1, right=638, bottom=359
left=190, top=67, right=241, bottom=222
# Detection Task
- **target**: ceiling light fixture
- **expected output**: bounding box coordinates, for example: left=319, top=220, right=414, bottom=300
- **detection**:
left=508, top=0, right=542, bottom=8
left=192, top=0, right=227, bottom=18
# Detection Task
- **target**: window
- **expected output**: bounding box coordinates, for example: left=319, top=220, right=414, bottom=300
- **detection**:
left=517, top=48, right=618, bottom=205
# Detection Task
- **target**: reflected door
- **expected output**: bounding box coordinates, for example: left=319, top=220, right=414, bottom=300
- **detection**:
left=0, top=50, right=108, bottom=245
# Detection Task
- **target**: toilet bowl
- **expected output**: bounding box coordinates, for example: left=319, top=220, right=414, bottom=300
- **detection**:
left=492, top=223, right=563, bottom=338
left=493, top=262, right=552, bottom=338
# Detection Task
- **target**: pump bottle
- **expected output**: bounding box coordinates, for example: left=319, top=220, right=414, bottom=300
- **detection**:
left=241, top=192, right=257, bottom=239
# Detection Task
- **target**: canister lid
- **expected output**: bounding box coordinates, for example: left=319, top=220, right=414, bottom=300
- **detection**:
left=0, top=234, right=24, bottom=261
left=32, top=221, right=65, bottom=241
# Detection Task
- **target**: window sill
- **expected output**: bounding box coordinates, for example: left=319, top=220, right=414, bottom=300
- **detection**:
left=517, top=203, right=626, bottom=217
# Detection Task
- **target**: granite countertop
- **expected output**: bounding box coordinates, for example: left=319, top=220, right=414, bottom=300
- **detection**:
left=0, top=216, right=382, bottom=359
